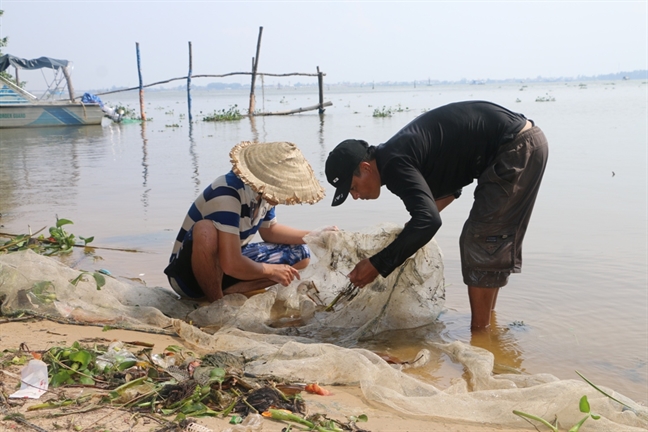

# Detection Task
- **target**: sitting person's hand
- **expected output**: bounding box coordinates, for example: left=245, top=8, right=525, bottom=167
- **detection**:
left=306, top=225, right=339, bottom=238
left=268, top=264, right=301, bottom=286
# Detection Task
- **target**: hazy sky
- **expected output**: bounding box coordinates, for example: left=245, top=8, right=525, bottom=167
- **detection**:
left=1, top=1, right=646, bottom=91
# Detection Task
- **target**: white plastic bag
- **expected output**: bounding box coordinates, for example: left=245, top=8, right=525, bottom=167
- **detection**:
left=9, top=359, right=49, bottom=399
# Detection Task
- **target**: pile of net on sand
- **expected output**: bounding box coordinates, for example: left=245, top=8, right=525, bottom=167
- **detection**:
left=1, top=224, right=646, bottom=431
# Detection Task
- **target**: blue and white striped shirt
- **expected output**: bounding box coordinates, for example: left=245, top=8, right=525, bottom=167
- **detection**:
left=170, top=171, right=277, bottom=259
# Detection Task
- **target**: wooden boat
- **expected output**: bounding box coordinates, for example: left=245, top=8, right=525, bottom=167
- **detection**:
left=0, top=55, right=108, bottom=128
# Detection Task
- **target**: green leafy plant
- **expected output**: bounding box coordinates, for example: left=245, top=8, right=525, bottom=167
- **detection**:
left=40, top=217, right=94, bottom=255
left=372, top=106, right=392, bottom=117
left=70, top=270, right=106, bottom=290
left=0, top=233, right=39, bottom=253
left=44, top=342, right=99, bottom=387
left=203, top=104, right=243, bottom=122
left=575, top=371, right=638, bottom=414
left=112, top=104, right=137, bottom=119
left=513, top=395, right=599, bottom=431
left=263, top=409, right=367, bottom=431
left=513, top=371, right=620, bottom=432
left=1, top=217, right=93, bottom=255
left=30, top=281, right=57, bottom=303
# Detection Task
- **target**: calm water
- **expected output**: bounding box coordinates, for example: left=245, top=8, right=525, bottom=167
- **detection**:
left=1, top=81, right=646, bottom=403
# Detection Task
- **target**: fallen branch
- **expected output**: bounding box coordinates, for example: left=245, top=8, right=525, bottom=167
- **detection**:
left=254, top=101, right=333, bottom=116
left=0, top=231, right=146, bottom=253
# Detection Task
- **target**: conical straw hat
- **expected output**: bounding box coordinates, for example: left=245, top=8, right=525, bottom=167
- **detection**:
left=230, top=141, right=325, bottom=205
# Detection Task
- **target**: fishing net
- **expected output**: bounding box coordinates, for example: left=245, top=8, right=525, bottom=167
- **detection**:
left=0, top=248, right=189, bottom=331
left=174, top=322, right=648, bottom=431
left=187, top=224, right=445, bottom=339
left=1, top=225, right=646, bottom=431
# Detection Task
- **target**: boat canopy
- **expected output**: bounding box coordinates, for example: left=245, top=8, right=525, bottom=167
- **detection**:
left=0, top=54, right=69, bottom=73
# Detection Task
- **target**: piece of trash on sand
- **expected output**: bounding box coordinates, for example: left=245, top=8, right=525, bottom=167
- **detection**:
left=95, top=341, right=137, bottom=369
left=305, top=383, right=331, bottom=396
left=185, top=422, right=214, bottom=432
left=9, top=359, right=49, bottom=399
left=222, top=413, right=262, bottom=432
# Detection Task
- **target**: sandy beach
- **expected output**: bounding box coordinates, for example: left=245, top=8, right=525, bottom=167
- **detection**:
left=0, top=319, right=514, bottom=432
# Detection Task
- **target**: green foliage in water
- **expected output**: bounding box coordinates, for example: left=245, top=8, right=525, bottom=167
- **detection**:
left=112, top=104, right=138, bottom=120
left=203, top=104, right=243, bottom=122
left=0, top=216, right=94, bottom=256
left=372, top=106, right=392, bottom=118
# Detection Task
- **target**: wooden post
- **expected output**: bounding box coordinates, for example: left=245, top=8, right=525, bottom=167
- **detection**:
left=317, top=66, right=325, bottom=114
left=249, top=57, right=255, bottom=114
left=136, top=42, right=146, bottom=121
left=61, top=66, right=75, bottom=101
left=187, top=41, right=193, bottom=123
left=14, top=67, right=19, bottom=87
left=248, top=26, right=263, bottom=115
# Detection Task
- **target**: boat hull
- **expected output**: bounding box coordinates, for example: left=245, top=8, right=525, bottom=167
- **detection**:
left=0, top=103, right=104, bottom=128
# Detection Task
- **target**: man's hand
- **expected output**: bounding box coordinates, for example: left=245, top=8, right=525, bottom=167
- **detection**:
left=267, top=264, right=301, bottom=286
left=305, top=225, right=339, bottom=239
left=348, top=259, right=379, bottom=288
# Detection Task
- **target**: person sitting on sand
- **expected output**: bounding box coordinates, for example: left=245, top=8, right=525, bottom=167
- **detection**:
left=164, top=141, right=325, bottom=302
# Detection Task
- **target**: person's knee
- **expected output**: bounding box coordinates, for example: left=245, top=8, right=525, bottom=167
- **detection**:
left=292, top=258, right=310, bottom=270
left=192, top=220, right=219, bottom=247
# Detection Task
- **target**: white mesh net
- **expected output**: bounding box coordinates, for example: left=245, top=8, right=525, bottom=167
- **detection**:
left=1, top=225, right=646, bottom=431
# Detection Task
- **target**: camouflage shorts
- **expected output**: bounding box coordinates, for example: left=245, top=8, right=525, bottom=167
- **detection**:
left=460, top=126, right=548, bottom=288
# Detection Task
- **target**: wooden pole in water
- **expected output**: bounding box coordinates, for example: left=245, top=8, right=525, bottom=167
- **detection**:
left=61, top=66, right=75, bottom=101
left=248, top=26, right=263, bottom=115
left=317, top=66, right=325, bottom=114
left=136, top=42, right=146, bottom=121
left=187, top=41, right=193, bottom=123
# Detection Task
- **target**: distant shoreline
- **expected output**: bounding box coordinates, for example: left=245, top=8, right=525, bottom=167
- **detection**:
left=82, top=69, right=647, bottom=94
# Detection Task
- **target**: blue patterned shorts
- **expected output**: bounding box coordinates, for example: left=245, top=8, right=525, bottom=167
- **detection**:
left=241, top=242, right=310, bottom=265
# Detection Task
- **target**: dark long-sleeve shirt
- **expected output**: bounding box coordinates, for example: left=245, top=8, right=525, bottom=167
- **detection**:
left=368, top=101, right=528, bottom=277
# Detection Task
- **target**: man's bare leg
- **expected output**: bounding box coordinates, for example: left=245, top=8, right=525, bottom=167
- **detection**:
left=224, top=279, right=277, bottom=296
left=191, top=221, right=310, bottom=302
left=491, top=288, right=500, bottom=311
left=468, top=286, right=500, bottom=330
left=292, top=258, right=310, bottom=270
left=191, top=220, right=225, bottom=302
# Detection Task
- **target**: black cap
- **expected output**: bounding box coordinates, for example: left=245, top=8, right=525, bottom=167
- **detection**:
left=325, top=139, right=369, bottom=206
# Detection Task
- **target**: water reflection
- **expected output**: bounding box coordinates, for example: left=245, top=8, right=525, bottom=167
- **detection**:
left=140, top=122, right=149, bottom=209
left=188, top=123, right=201, bottom=196
left=469, top=312, right=525, bottom=374
left=318, top=113, right=326, bottom=178
left=0, top=126, right=104, bottom=215
left=0, top=125, right=104, bottom=143
left=356, top=321, right=450, bottom=387
left=248, top=115, right=259, bottom=142
left=247, top=115, right=268, bottom=143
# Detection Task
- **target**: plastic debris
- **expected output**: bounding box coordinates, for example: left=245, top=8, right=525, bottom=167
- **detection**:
left=9, top=359, right=49, bottom=399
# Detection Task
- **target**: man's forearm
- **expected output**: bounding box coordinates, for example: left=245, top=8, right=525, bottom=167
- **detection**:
left=259, top=224, right=309, bottom=244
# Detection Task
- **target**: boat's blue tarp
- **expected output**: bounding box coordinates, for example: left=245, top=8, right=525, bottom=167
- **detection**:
left=81, top=92, right=104, bottom=107
left=0, top=54, right=69, bottom=73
